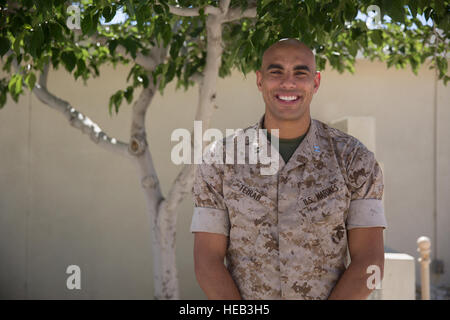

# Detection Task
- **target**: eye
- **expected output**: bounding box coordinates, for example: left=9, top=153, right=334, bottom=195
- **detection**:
left=270, top=70, right=282, bottom=74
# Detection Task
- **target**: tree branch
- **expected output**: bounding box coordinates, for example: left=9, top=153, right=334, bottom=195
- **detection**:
left=223, top=6, right=257, bottom=23
left=160, top=164, right=194, bottom=213
left=161, top=12, right=225, bottom=212
left=129, top=85, right=157, bottom=156
left=164, top=3, right=221, bottom=17
left=36, top=66, right=130, bottom=156
left=39, top=62, right=49, bottom=88
left=7, top=51, right=130, bottom=157
left=219, top=0, right=232, bottom=15
left=158, top=1, right=257, bottom=223
left=191, top=72, right=204, bottom=85
left=129, top=44, right=168, bottom=157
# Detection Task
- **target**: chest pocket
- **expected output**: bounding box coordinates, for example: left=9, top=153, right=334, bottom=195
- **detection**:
left=225, top=179, right=275, bottom=220
left=224, top=178, right=276, bottom=244
left=298, top=183, right=349, bottom=224
left=297, top=183, right=350, bottom=255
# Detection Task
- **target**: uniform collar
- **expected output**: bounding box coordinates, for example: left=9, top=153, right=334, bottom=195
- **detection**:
left=253, top=115, right=321, bottom=173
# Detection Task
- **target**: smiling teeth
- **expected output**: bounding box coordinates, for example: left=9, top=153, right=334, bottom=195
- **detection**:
left=278, top=96, right=298, bottom=101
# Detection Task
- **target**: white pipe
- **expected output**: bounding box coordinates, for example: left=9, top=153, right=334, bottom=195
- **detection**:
left=417, top=236, right=431, bottom=300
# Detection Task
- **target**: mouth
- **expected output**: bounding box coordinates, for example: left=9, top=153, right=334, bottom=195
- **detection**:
left=275, top=94, right=301, bottom=104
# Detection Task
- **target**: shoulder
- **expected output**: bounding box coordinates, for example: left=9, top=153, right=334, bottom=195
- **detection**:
left=313, top=119, right=373, bottom=162
left=224, top=122, right=260, bottom=143
left=202, top=122, right=259, bottom=164
left=313, top=120, right=382, bottom=190
left=314, top=119, right=363, bottom=150
left=205, top=121, right=259, bottom=150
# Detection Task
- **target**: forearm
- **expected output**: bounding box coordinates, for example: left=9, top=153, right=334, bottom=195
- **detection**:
left=328, top=259, right=383, bottom=300
left=196, top=261, right=242, bottom=300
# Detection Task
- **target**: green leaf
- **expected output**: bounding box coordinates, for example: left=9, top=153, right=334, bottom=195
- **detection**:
left=154, top=4, right=164, bottom=15
left=125, top=0, right=136, bottom=18
left=25, top=72, right=36, bottom=90
left=304, top=0, right=315, bottom=15
left=408, top=0, right=418, bottom=18
left=13, top=35, right=22, bottom=56
left=91, top=12, right=100, bottom=34
left=136, top=4, right=151, bottom=30
left=30, top=26, right=45, bottom=58
left=344, top=2, right=357, bottom=21
left=259, top=0, right=277, bottom=17
left=75, top=59, right=86, bottom=80
left=408, top=56, right=419, bottom=75
left=158, top=0, right=169, bottom=13
left=120, top=38, right=137, bottom=59
left=8, top=74, right=23, bottom=102
left=170, top=34, right=183, bottom=60
left=81, top=14, right=93, bottom=35
left=102, top=6, right=116, bottom=23
left=0, top=78, right=7, bottom=108
left=51, top=47, right=61, bottom=68
left=165, top=61, right=176, bottom=83
left=436, top=57, right=448, bottom=76
left=370, top=30, right=383, bottom=46
left=0, top=91, right=6, bottom=108
left=0, top=37, right=11, bottom=57
left=127, top=65, right=136, bottom=82
left=49, top=22, right=64, bottom=42
left=162, top=23, right=172, bottom=47
left=141, top=74, right=149, bottom=88
left=61, top=51, right=77, bottom=72
left=108, top=39, right=118, bottom=55
left=384, top=0, right=406, bottom=23
left=109, top=90, right=124, bottom=115
left=124, top=86, right=134, bottom=103
left=348, top=42, right=358, bottom=57
left=251, top=29, right=265, bottom=45
left=260, top=0, right=275, bottom=13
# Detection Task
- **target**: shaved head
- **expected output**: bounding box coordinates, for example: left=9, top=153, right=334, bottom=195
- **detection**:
left=256, top=38, right=321, bottom=134
left=261, top=38, right=316, bottom=74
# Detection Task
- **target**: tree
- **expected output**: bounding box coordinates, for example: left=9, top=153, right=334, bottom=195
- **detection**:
left=0, top=0, right=448, bottom=299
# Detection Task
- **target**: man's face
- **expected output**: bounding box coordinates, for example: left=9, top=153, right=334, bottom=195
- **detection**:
left=256, top=44, right=320, bottom=122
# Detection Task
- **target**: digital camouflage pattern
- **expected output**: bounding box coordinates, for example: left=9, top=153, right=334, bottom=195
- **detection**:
left=191, top=117, right=387, bottom=300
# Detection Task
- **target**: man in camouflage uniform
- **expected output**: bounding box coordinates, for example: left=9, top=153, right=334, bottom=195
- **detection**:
left=191, top=38, right=387, bottom=300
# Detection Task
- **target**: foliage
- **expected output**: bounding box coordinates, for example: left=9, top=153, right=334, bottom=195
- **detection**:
left=0, top=0, right=448, bottom=111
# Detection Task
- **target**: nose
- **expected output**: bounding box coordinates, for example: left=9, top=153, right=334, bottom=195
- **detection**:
left=279, top=72, right=297, bottom=89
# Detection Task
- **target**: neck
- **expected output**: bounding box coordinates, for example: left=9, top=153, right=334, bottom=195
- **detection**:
left=263, top=112, right=311, bottom=139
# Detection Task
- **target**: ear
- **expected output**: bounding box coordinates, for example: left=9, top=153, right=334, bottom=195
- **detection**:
left=313, top=71, right=321, bottom=93
left=256, top=70, right=263, bottom=91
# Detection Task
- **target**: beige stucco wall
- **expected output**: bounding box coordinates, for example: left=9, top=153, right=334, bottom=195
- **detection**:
left=0, top=58, right=449, bottom=299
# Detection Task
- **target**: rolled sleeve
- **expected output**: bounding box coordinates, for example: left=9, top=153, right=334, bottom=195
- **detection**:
left=190, top=207, right=230, bottom=236
left=345, top=143, right=387, bottom=230
left=346, top=199, right=387, bottom=230
left=191, top=143, right=229, bottom=236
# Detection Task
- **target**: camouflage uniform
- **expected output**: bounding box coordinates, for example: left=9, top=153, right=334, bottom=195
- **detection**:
left=191, top=117, right=387, bottom=300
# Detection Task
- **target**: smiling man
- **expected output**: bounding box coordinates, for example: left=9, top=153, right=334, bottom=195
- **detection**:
left=190, top=38, right=387, bottom=300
